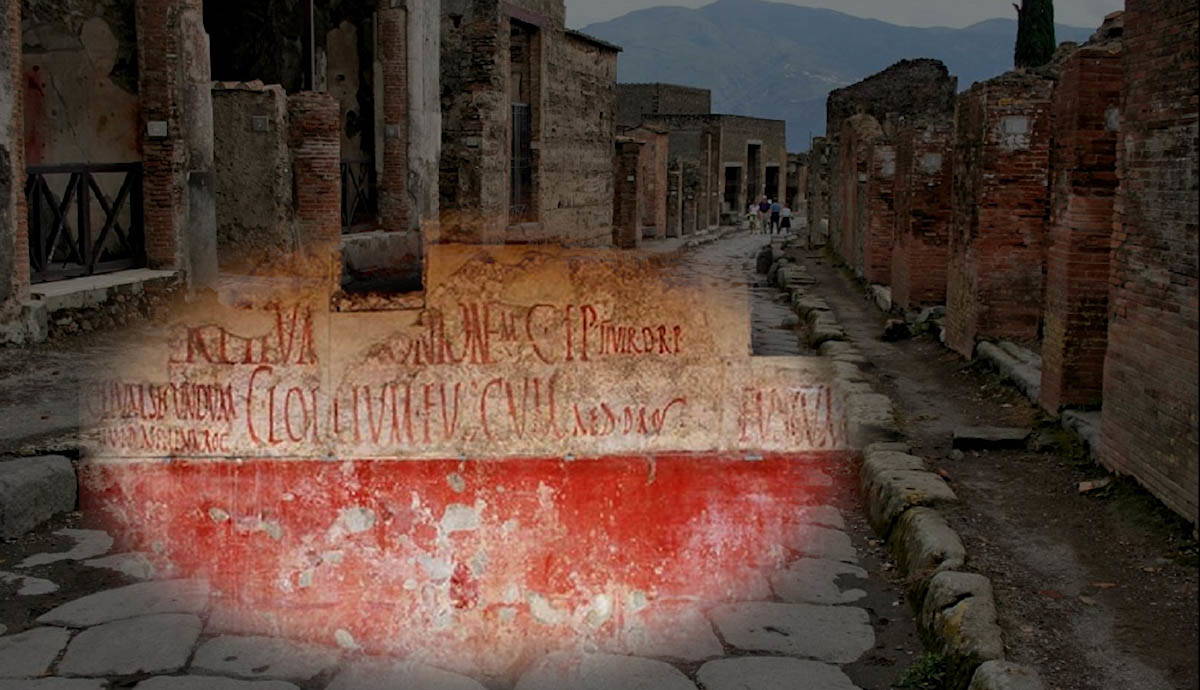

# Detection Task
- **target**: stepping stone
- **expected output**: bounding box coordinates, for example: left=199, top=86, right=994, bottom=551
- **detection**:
left=191, top=635, right=340, bottom=682
left=0, top=680, right=107, bottom=690
left=783, top=524, right=858, bottom=563
left=38, top=579, right=209, bottom=627
left=0, top=570, right=59, bottom=596
left=0, top=627, right=72, bottom=678
left=18, top=530, right=113, bottom=569
left=83, top=552, right=157, bottom=580
left=327, top=659, right=487, bottom=690
left=516, top=652, right=697, bottom=690
left=135, top=677, right=300, bottom=690
left=952, top=427, right=1031, bottom=450
left=769, top=558, right=868, bottom=605
left=709, top=602, right=874, bottom=663
left=794, top=506, right=845, bottom=530
left=697, top=657, right=859, bottom=690
left=57, top=613, right=201, bottom=677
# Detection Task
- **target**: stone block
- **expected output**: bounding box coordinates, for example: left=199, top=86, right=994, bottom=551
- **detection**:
left=919, top=572, right=1005, bottom=685
left=709, top=602, right=873, bottom=663
left=845, top=393, right=900, bottom=448
left=889, top=507, right=967, bottom=582
left=864, top=468, right=959, bottom=536
left=515, top=653, right=696, bottom=690
left=38, top=579, right=210, bottom=627
left=0, top=456, right=76, bottom=538
left=968, top=661, right=1046, bottom=690
left=769, top=558, right=868, bottom=605
left=697, top=657, right=858, bottom=690
left=952, top=426, right=1031, bottom=450
left=191, top=635, right=341, bottom=682
left=57, top=613, right=202, bottom=677
left=0, top=627, right=72, bottom=678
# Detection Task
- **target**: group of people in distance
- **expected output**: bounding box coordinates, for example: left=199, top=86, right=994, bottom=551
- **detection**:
left=748, top=196, right=792, bottom=235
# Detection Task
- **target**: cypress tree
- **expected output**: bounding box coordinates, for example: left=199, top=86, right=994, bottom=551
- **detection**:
left=1014, top=0, right=1057, bottom=69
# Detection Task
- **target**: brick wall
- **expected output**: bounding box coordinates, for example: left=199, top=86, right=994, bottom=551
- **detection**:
left=378, top=4, right=410, bottom=234
left=1040, top=45, right=1123, bottom=413
left=891, top=120, right=953, bottom=311
left=832, top=114, right=883, bottom=276
left=863, top=141, right=896, bottom=285
left=622, top=126, right=668, bottom=238
left=288, top=92, right=342, bottom=289
left=1, top=0, right=27, bottom=320
left=612, top=139, right=643, bottom=248
left=944, top=73, right=1055, bottom=358
left=805, top=137, right=830, bottom=245
left=666, top=163, right=682, bottom=238
left=617, top=83, right=711, bottom=127
left=1100, top=0, right=1199, bottom=524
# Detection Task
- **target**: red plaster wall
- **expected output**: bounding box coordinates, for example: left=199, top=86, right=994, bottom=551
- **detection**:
left=1040, top=46, right=1123, bottom=413
left=1100, top=0, right=1199, bottom=524
left=945, top=74, right=1055, bottom=358
left=891, top=122, right=953, bottom=311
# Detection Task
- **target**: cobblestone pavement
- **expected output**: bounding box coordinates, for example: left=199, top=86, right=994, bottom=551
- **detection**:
left=1, top=231, right=918, bottom=689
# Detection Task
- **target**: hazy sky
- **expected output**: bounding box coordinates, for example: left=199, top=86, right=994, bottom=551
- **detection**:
left=566, top=0, right=1125, bottom=29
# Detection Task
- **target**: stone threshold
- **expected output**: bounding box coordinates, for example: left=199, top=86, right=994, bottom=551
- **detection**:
left=31, top=269, right=180, bottom=313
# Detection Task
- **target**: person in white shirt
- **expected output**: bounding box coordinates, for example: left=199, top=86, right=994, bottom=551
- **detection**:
left=780, top=205, right=793, bottom=235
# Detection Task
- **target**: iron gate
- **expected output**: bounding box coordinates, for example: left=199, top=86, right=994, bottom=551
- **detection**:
left=25, top=163, right=145, bottom=284
left=340, top=158, right=377, bottom=232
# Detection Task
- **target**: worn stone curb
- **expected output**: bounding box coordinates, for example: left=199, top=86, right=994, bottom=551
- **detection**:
left=769, top=245, right=1044, bottom=690
left=0, top=455, right=77, bottom=538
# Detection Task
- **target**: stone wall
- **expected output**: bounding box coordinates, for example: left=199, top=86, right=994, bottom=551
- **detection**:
left=616, top=83, right=711, bottom=127
left=1040, top=44, right=1123, bottom=413
left=833, top=114, right=883, bottom=277
left=862, top=140, right=896, bottom=285
left=1, top=0, right=27, bottom=322
left=805, top=137, right=830, bottom=246
left=891, top=120, right=953, bottom=311
left=944, top=73, right=1055, bottom=358
left=212, top=84, right=294, bottom=274
left=612, top=138, right=642, bottom=248
left=622, top=125, right=668, bottom=239
left=1100, top=0, right=1199, bottom=524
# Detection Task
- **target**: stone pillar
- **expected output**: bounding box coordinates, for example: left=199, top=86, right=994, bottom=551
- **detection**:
left=137, top=0, right=218, bottom=287
left=1040, top=45, right=1122, bottom=413
left=863, top=140, right=896, bottom=285
left=1101, top=0, right=1198, bottom=524
left=834, top=114, right=883, bottom=275
left=612, top=138, right=643, bottom=249
left=289, top=93, right=343, bottom=290
left=891, top=120, right=953, bottom=312
left=377, top=0, right=409, bottom=234
left=666, top=163, right=682, bottom=238
left=944, top=73, right=1054, bottom=358
left=1, top=0, right=28, bottom=321
left=681, top=161, right=698, bottom=236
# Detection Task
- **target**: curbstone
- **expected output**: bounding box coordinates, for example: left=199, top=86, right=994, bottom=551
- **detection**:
left=863, top=468, right=959, bottom=536
left=845, top=393, right=901, bottom=448
left=976, top=342, right=1040, bottom=402
left=919, top=572, right=1005, bottom=688
left=889, top=507, right=967, bottom=586
left=0, top=456, right=77, bottom=539
left=968, top=661, right=1046, bottom=690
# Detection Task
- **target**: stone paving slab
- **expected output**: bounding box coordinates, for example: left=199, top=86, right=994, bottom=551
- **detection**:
left=709, top=602, right=874, bottom=663
left=326, top=659, right=488, bottom=690
left=191, top=635, right=341, bottom=682
left=57, top=614, right=202, bottom=677
left=0, top=570, right=59, bottom=595
left=515, top=652, right=697, bottom=690
left=769, top=558, right=868, bottom=605
left=0, top=680, right=108, bottom=689
left=38, top=579, right=210, bottom=627
left=794, top=505, right=845, bottom=530
left=696, top=657, right=860, bottom=690
left=0, top=456, right=76, bottom=539
left=0, top=626, right=73, bottom=678
left=782, top=524, right=858, bottom=563
left=135, top=677, right=300, bottom=690
left=612, top=605, right=724, bottom=662
left=82, top=552, right=157, bottom=580
left=19, top=530, right=113, bottom=569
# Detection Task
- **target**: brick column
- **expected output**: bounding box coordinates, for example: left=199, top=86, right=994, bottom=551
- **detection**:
left=1039, top=45, right=1122, bottom=413
left=1, top=0, right=28, bottom=320
left=289, top=93, right=343, bottom=291
left=1100, top=0, right=1199, bottom=524
left=612, top=139, right=643, bottom=249
left=834, top=114, right=883, bottom=275
left=377, top=0, right=409, bottom=234
left=891, top=121, right=953, bottom=311
left=944, top=74, right=1054, bottom=358
left=666, top=162, right=682, bottom=238
left=863, top=141, right=896, bottom=285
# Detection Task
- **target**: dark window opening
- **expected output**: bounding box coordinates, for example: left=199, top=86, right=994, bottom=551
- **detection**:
left=510, top=20, right=538, bottom=223
left=746, top=144, right=762, bottom=203
left=765, top=165, right=780, bottom=203
left=724, top=166, right=741, bottom=213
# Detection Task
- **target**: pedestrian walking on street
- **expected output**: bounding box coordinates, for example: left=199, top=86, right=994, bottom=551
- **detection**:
left=747, top=202, right=760, bottom=233
left=780, top=204, right=792, bottom=235
left=757, top=197, right=771, bottom=233
left=769, top=199, right=782, bottom=234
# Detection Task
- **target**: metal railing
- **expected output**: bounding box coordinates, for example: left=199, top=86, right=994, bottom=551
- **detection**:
left=340, top=158, right=377, bottom=232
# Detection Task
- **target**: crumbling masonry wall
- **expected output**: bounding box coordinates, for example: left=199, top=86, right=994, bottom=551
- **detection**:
left=616, top=83, right=711, bottom=128
left=612, top=138, right=642, bottom=248
left=621, top=125, right=668, bottom=239
left=944, top=73, right=1055, bottom=358
left=891, top=120, right=953, bottom=311
left=862, top=140, right=896, bottom=284
left=1040, top=44, right=1123, bottom=413
left=1, top=0, right=28, bottom=323
left=833, top=114, right=883, bottom=277
left=1100, top=0, right=1199, bottom=524
left=805, top=137, right=830, bottom=246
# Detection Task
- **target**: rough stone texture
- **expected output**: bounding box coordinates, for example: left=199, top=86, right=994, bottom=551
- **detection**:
left=888, top=507, right=967, bottom=581
left=952, top=427, right=1032, bottom=450
left=327, top=659, right=487, bottom=690
left=0, top=0, right=26, bottom=326
left=57, top=613, right=202, bottom=677
left=891, top=119, right=953, bottom=311
left=696, top=657, right=858, bottom=690
left=83, top=552, right=157, bottom=580
left=844, top=392, right=900, bottom=447
left=1100, top=0, right=1200, bottom=525
left=136, top=678, right=299, bottom=690
left=794, top=505, right=845, bottom=530
left=944, top=72, right=1055, bottom=358
left=783, top=524, right=858, bottom=563
left=1039, top=43, right=1122, bottom=413
left=287, top=92, right=342, bottom=289
left=0, top=456, right=76, bottom=538
left=919, top=572, right=1005, bottom=680
left=709, top=602, right=874, bottom=663
left=862, top=466, right=959, bottom=536
left=515, top=652, right=697, bottom=690
left=0, top=681, right=107, bottom=690
left=0, top=626, right=72, bottom=678
left=805, top=137, right=831, bottom=246
left=613, top=139, right=644, bottom=249
left=18, top=529, right=113, bottom=568
left=622, top=125, right=669, bottom=239
left=0, top=571, right=59, bottom=595
left=832, top=114, right=884, bottom=277
left=617, top=83, right=711, bottom=128
left=37, top=579, right=210, bottom=627
left=976, top=342, right=1041, bottom=402
left=191, top=635, right=340, bottom=682
left=968, top=661, right=1047, bottom=690
left=611, top=604, right=724, bottom=662
left=769, top=557, right=868, bottom=604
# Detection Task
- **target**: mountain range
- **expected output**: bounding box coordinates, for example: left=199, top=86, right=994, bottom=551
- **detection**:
left=582, top=0, right=1095, bottom=149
